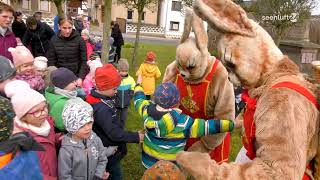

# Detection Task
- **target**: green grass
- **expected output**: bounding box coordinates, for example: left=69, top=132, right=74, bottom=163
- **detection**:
left=120, top=43, right=242, bottom=179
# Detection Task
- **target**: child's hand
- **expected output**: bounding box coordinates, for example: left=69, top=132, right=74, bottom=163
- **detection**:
left=138, top=130, right=145, bottom=143
left=137, top=75, right=142, bottom=84
left=76, top=78, right=83, bottom=87
left=102, top=171, right=110, bottom=180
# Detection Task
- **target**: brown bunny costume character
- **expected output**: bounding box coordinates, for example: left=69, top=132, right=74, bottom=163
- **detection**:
left=163, top=8, right=235, bottom=164
left=176, top=0, right=320, bottom=179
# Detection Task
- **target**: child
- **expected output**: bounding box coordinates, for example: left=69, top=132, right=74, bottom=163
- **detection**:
left=5, top=80, right=59, bottom=179
left=45, top=67, right=81, bottom=132
left=0, top=56, right=16, bottom=98
left=134, top=81, right=234, bottom=168
left=116, top=58, right=136, bottom=125
left=86, top=64, right=144, bottom=180
left=33, top=56, right=48, bottom=77
left=83, top=57, right=103, bottom=95
left=59, top=98, right=114, bottom=180
left=8, top=45, right=45, bottom=92
left=136, top=51, right=161, bottom=100
left=0, top=95, right=44, bottom=180
left=81, top=29, right=94, bottom=60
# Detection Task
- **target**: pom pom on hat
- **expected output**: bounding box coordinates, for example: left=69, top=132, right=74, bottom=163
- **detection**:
left=87, top=58, right=103, bottom=76
left=62, top=98, right=93, bottom=134
left=8, top=45, right=34, bottom=67
left=95, top=64, right=121, bottom=91
left=34, top=56, right=48, bottom=71
left=5, top=80, right=46, bottom=119
left=145, top=51, right=156, bottom=63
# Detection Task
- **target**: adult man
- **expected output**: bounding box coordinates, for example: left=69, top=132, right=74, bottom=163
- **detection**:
left=0, top=3, right=17, bottom=61
left=22, top=16, right=55, bottom=57
left=33, top=11, right=42, bottom=21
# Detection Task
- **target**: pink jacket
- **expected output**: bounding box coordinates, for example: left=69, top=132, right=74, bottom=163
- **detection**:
left=15, top=72, right=45, bottom=91
left=17, top=117, right=58, bottom=180
left=85, top=40, right=94, bottom=60
left=83, top=74, right=94, bottom=95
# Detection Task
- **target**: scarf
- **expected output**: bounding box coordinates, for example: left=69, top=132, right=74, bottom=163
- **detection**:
left=15, top=117, right=51, bottom=137
left=54, top=87, right=78, bottom=99
left=0, top=26, right=8, bottom=36
left=16, top=72, right=45, bottom=91
left=0, top=132, right=44, bottom=154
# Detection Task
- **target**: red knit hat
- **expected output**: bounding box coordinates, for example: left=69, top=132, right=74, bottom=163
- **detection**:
left=145, top=51, right=156, bottom=63
left=95, top=64, right=121, bottom=91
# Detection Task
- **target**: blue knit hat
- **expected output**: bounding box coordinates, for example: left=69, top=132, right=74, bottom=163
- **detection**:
left=153, top=82, right=180, bottom=109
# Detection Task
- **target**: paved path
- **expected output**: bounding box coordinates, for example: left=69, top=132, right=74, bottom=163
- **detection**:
left=91, top=30, right=179, bottom=45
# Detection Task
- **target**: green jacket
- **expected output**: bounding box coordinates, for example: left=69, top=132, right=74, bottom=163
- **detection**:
left=45, top=87, right=68, bottom=131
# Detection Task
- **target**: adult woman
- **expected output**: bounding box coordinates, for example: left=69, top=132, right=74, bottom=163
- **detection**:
left=47, top=17, right=88, bottom=79
left=11, top=11, right=26, bottom=41
left=22, top=16, right=55, bottom=57
left=111, top=22, right=124, bottom=63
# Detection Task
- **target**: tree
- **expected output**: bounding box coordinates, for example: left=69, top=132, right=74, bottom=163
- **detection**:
left=117, top=0, right=158, bottom=69
left=101, top=0, right=112, bottom=64
left=251, top=0, right=316, bottom=46
left=52, top=0, right=64, bottom=16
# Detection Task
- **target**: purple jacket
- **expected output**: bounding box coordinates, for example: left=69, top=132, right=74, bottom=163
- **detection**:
left=0, top=30, right=17, bottom=61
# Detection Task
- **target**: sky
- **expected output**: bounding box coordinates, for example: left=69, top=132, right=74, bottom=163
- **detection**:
left=312, top=2, right=320, bottom=15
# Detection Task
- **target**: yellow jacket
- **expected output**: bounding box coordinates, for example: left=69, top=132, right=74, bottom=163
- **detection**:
left=136, top=63, right=161, bottom=95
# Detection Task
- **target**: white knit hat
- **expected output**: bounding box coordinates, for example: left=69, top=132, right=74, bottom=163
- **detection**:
left=4, top=80, right=46, bottom=119
left=34, top=56, right=48, bottom=71
left=62, top=98, right=93, bottom=134
left=87, top=58, right=103, bottom=76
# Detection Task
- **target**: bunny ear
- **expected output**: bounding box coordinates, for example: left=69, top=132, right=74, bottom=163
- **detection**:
left=192, top=13, right=208, bottom=53
left=180, top=7, right=193, bottom=43
left=193, top=0, right=255, bottom=37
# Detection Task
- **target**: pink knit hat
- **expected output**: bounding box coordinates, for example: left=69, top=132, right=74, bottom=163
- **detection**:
left=8, top=45, right=34, bottom=67
left=4, top=80, right=46, bottom=119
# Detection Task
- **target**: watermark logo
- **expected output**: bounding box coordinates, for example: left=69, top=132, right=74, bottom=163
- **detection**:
left=262, top=13, right=298, bottom=22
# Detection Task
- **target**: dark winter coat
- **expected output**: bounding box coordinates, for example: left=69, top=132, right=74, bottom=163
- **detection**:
left=22, top=21, right=55, bottom=57
left=46, top=30, right=88, bottom=79
left=111, top=25, right=124, bottom=48
left=74, top=19, right=84, bottom=34
left=12, top=20, right=27, bottom=40
left=86, top=90, right=140, bottom=164
left=0, top=30, right=17, bottom=61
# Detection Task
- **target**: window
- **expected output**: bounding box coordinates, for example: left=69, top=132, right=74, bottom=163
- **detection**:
left=170, top=21, right=179, bottom=31
left=301, top=52, right=317, bottom=64
left=142, top=12, right=145, bottom=21
left=171, top=1, right=182, bottom=11
left=0, top=0, right=10, bottom=5
left=39, top=0, right=50, bottom=12
left=22, top=0, right=31, bottom=10
left=127, top=10, right=133, bottom=20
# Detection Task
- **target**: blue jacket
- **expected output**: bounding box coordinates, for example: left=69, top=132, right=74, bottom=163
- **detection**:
left=86, top=89, right=140, bottom=164
left=116, top=75, right=136, bottom=108
left=54, top=15, right=59, bottom=33
left=0, top=151, right=43, bottom=180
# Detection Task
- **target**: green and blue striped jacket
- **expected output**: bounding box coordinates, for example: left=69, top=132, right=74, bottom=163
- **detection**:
left=134, top=84, right=234, bottom=168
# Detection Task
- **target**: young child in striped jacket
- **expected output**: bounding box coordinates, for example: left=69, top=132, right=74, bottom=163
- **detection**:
left=134, top=81, right=234, bottom=168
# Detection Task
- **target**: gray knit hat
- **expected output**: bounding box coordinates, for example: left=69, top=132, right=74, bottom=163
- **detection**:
left=62, top=98, right=93, bottom=134
left=0, top=56, right=16, bottom=82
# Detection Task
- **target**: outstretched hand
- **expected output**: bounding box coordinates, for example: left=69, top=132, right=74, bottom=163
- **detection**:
left=138, top=130, right=145, bottom=143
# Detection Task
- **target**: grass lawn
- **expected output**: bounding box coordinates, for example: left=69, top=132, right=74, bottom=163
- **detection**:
left=120, top=43, right=242, bottom=179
